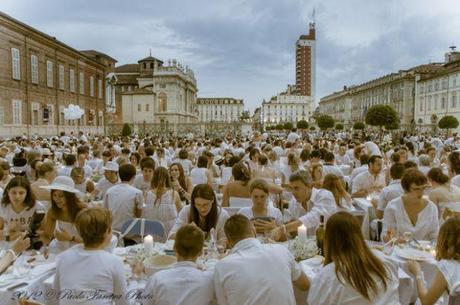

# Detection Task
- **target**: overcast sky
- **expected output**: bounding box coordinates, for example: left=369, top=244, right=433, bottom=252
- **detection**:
left=2, top=0, right=459, bottom=112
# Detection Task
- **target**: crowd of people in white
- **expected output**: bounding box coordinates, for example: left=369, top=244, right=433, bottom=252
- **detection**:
left=0, top=128, right=459, bottom=305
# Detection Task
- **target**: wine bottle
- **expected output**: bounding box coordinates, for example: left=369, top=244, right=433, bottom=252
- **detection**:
left=316, top=215, right=325, bottom=255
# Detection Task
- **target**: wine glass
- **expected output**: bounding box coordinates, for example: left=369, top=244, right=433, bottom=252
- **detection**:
left=403, top=231, right=412, bottom=246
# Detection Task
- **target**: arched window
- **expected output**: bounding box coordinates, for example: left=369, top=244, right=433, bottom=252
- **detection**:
left=158, top=93, right=167, bottom=112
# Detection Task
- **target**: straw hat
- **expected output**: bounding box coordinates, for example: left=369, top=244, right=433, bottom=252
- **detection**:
left=41, top=176, right=80, bottom=193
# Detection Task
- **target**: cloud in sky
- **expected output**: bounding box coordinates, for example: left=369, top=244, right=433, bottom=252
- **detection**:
left=1, top=0, right=459, bottom=111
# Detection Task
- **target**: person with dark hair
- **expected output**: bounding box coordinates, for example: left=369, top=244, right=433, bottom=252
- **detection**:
left=104, top=164, right=143, bottom=231
left=53, top=207, right=128, bottom=305
left=352, top=155, right=385, bottom=198
left=133, top=157, right=156, bottom=195
left=427, top=167, right=460, bottom=219
left=448, top=151, right=460, bottom=188
left=376, top=163, right=405, bottom=219
left=407, top=216, right=460, bottom=305
left=169, top=162, right=193, bottom=203
left=270, top=170, right=337, bottom=241
left=144, top=224, right=215, bottom=305
left=190, top=155, right=213, bottom=186
left=322, top=151, right=343, bottom=178
left=31, top=161, right=56, bottom=205
left=0, top=176, right=44, bottom=240
left=382, top=169, right=439, bottom=242
left=403, top=160, right=418, bottom=170
left=214, top=214, right=309, bottom=305
left=176, top=148, right=193, bottom=176
left=169, top=184, right=229, bottom=246
left=335, top=143, right=351, bottom=166
left=58, top=153, right=76, bottom=177
left=308, top=212, right=399, bottom=304
left=40, top=176, right=86, bottom=252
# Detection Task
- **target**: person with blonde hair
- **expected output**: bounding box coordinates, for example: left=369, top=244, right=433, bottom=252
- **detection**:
left=308, top=211, right=400, bottom=304
left=53, top=207, right=128, bottom=305
left=408, top=216, right=460, bottom=305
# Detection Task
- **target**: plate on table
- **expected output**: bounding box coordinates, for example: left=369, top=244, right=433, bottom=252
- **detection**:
left=395, top=247, right=433, bottom=261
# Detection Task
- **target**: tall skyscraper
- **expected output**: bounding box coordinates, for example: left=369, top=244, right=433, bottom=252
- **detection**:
left=296, top=22, right=316, bottom=101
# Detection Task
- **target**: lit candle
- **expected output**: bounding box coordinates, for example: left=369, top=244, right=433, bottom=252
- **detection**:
left=298, top=224, right=307, bottom=240
left=144, top=235, right=154, bottom=254
left=430, top=249, right=436, bottom=257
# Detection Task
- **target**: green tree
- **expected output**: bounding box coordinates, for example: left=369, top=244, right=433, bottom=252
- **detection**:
left=438, top=115, right=459, bottom=130
left=309, top=126, right=316, bottom=131
left=353, top=122, right=365, bottom=130
left=276, top=124, right=284, bottom=131
left=296, top=120, right=309, bottom=129
left=365, top=105, right=399, bottom=130
left=284, top=122, right=293, bottom=130
left=121, top=123, right=132, bottom=137
left=335, top=123, right=344, bottom=130
left=240, top=111, right=251, bottom=121
left=316, top=114, right=335, bottom=130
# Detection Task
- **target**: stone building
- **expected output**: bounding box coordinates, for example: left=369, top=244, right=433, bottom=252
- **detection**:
left=0, top=11, right=116, bottom=138
left=113, top=56, right=198, bottom=125
left=196, top=97, right=243, bottom=122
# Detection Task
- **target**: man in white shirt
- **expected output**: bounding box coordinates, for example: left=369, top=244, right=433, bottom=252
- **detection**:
left=143, top=225, right=214, bottom=305
left=95, top=161, right=119, bottom=199
left=322, top=152, right=344, bottom=178
left=104, top=164, right=143, bottom=231
left=335, top=143, right=351, bottom=166
left=352, top=155, right=386, bottom=198
left=271, top=170, right=337, bottom=240
left=376, top=163, right=404, bottom=219
left=76, top=146, right=93, bottom=180
left=133, top=157, right=155, bottom=195
left=214, top=214, right=309, bottom=305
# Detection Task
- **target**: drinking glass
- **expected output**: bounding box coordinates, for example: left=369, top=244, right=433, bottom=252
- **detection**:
left=403, top=231, right=412, bottom=245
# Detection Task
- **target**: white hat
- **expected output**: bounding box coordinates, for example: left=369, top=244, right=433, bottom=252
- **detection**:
left=41, top=176, right=80, bottom=193
left=103, top=161, right=119, bottom=172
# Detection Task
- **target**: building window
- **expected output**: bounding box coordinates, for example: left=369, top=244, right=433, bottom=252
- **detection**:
left=427, top=97, right=432, bottom=111
left=441, top=96, right=446, bottom=109
left=69, top=69, right=75, bottom=92
left=98, top=78, right=102, bottom=98
left=59, top=64, right=65, bottom=90
left=90, top=76, right=94, bottom=97
left=452, top=93, right=457, bottom=108
left=12, top=100, right=22, bottom=125
left=79, top=72, right=84, bottom=94
left=46, top=60, right=53, bottom=87
left=31, top=103, right=39, bottom=125
left=146, top=104, right=149, bottom=111
left=11, top=48, right=20, bottom=80
left=138, top=104, right=141, bottom=112
left=31, top=54, right=38, bottom=84
left=420, top=98, right=424, bottom=112
left=158, top=93, right=167, bottom=112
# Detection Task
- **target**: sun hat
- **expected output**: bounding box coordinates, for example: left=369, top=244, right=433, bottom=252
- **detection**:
left=102, top=161, right=119, bottom=172
left=40, top=176, right=80, bottom=193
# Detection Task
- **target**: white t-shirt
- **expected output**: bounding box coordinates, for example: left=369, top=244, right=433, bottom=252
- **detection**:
left=143, top=261, right=215, bottom=305
left=237, top=206, right=283, bottom=225
left=53, top=244, right=128, bottom=305
left=0, top=201, right=45, bottom=234
left=104, top=183, right=144, bottom=231
left=214, top=238, right=302, bottom=305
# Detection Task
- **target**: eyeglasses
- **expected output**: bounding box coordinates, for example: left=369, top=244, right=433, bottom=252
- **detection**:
left=410, top=185, right=428, bottom=192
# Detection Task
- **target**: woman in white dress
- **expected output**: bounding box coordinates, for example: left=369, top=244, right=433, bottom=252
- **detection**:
left=0, top=176, right=45, bottom=240
left=40, top=176, right=87, bottom=253
left=169, top=162, right=193, bottom=204
left=322, top=174, right=355, bottom=211
left=407, top=216, right=460, bottom=305
left=190, top=155, right=212, bottom=186
left=238, top=179, right=283, bottom=234
left=169, top=184, right=229, bottom=246
left=308, top=211, right=400, bottom=305
left=382, top=169, right=439, bottom=242
left=143, top=167, right=182, bottom=235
